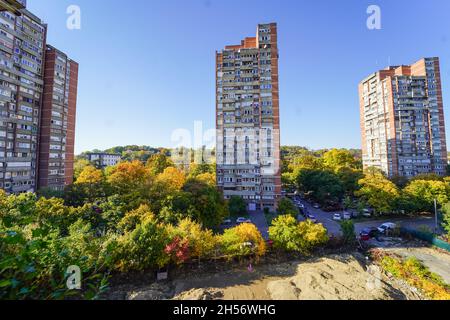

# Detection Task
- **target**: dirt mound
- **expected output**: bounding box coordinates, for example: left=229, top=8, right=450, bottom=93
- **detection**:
left=267, top=255, right=399, bottom=300
left=106, top=253, right=422, bottom=300
left=173, top=288, right=224, bottom=300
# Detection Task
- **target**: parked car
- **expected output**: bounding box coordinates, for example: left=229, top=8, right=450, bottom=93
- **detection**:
left=359, top=233, right=371, bottom=241
left=307, top=215, right=317, bottom=223
left=360, top=227, right=378, bottom=239
left=313, top=204, right=321, bottom=209
left=333, top=213, right=342, bottom=221
left=236, top=217, right=249, bottom=224
left=343, top=212, right=352, bottom=220
left=222, top=219, right=232, bottom=225
left=377, top=222, right=397, bottom=234
left=362, top=209, right=372, bottom=217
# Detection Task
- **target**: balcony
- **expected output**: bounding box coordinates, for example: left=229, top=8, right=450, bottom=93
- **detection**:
left=0, top=0, right=24, bottom=16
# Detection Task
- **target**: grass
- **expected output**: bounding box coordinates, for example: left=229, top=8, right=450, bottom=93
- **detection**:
left=379, top=255, right=450, bottom=300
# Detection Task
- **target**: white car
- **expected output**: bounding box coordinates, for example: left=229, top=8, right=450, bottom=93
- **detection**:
left=333, top=214, right=342, bottom=221
left=377, top=222, right=397, bottom=234
left=222, top=219, right=232, bottom=225
left=343, top=212, right=352, bottom=220
left=307, top=215, right=317, bottom=223
left=362, top=209, right=372, bottom=217
left=236, top=217, right=248, bottom=224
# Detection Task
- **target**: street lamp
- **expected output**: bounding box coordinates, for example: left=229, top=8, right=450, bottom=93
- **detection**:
left=434, top=199, right=439, bottom=234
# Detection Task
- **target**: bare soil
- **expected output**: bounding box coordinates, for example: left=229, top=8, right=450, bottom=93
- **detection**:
left=105, top=252, right=423, bottom=300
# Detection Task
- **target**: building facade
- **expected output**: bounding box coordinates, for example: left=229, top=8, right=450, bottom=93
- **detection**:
left=0, top=1, right=78, bottom=193
left=359, top=57, right=447, bottom=178
left=0, top=4, right=46, bottom=193
left=87, top=153, right=121, bottom=168
left=216, top=23, right=281, bottom=211
left=38, top=45, right=78, bottom=191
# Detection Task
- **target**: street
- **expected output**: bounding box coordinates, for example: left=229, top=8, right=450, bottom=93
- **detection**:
left=248, top=198, right=440, bottom=239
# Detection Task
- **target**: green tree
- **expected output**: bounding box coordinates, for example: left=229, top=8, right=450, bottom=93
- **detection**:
left=296, top=169, right=344, bottom=205
left=403, top=180, right=450, bottom=213
left=340, top=220, right=356, bottom=245
left=74, top=158, right=91, bottom=181
left=220, top=223, right=266, bottom=258
left=182, top=179, right=228, bottom=228
left=442, top=202, right=450, bottom=237
left=268, top=215, right=328, bottom=254
left=355, top=168, right=400, bottom=215
left=277, top=198, right=298, bottom=218
left=113, top=216, right=169, bottom=271
left=323, top=149, right=362, bottom=172
left=146, top=152, right=174, bottom=176
left=228, top=196, right=247, bottom=216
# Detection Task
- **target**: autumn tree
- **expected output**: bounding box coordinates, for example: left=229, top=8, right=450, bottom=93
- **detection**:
left=195, top=172, right=216, bottom=186
left=403, top=180, right=450, bottom=213
left=167, top=218, right=217, bottom=262
left=71, top=165, right=108, bottom=203
left=74, top=158, right=91, bottom=181
left=156, top=167, right=186, bottom=192
left=146, top=152, right=174, bottom=176
left=113, top=215, right=170, bottom=271
left=76, top=166, right=103, bottom=185
left=106, top=161, right=152, bottom=209
left=220, top=223, right=266, bottom=258
left=323, top=149, right=362, bottom=172
left=355, top=168, right=400, bottom=215
left=117, top=204, right=155, bottom=233
left=269, top=215, right=328, bottom=254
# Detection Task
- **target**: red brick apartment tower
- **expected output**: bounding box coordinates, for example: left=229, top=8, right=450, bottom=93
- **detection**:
left=359, top=57, right=447, bottom=178
left=216, top=23, right=282, bottom=211
left=39, top=45, right=78, bottom=190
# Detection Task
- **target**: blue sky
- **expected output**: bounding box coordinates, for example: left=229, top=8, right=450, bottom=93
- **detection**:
left=29, top=0, right=450, bottom=154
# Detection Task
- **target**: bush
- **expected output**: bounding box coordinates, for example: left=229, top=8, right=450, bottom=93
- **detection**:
left=340, top=220, right=356, bottom=244
left=380, top=255, right=450, bottom=300
left=269, top=215, right=328, bottom=254
left=220, top=223, right=266, bottom=258
left=112, top=217, right=170, bottom=272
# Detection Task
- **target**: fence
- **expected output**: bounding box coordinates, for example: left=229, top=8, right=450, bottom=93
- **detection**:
left=401, top=227, right=450, bottom=252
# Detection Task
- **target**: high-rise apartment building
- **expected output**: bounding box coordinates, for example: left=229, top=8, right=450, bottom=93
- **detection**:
left=0, top=3, right=46, bottom=193
left=359, top=57, right=447, bottom=178
left=0, top=1, right=78, bottom=193
left=38, top=45, right=78, bottom=190
left=0, top=0, right=25, bottom=16
left=216, top=23, right=281, bottom=211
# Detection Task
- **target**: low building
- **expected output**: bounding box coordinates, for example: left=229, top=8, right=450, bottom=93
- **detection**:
left=87, top=153, right=121, bottom=168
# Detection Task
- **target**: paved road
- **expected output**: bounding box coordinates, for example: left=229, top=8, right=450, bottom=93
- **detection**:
left=249, top=210, right=270, bottom=240
left=294, top=199, right=439, bottom=237
left=247, top=198, right=440, bottom=242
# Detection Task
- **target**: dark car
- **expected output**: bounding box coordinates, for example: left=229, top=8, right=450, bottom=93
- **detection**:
left=359, top=227, right=378, bottom=241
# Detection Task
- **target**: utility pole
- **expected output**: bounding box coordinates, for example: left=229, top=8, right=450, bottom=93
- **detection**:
left=434, top=199, right=439, bottom=234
